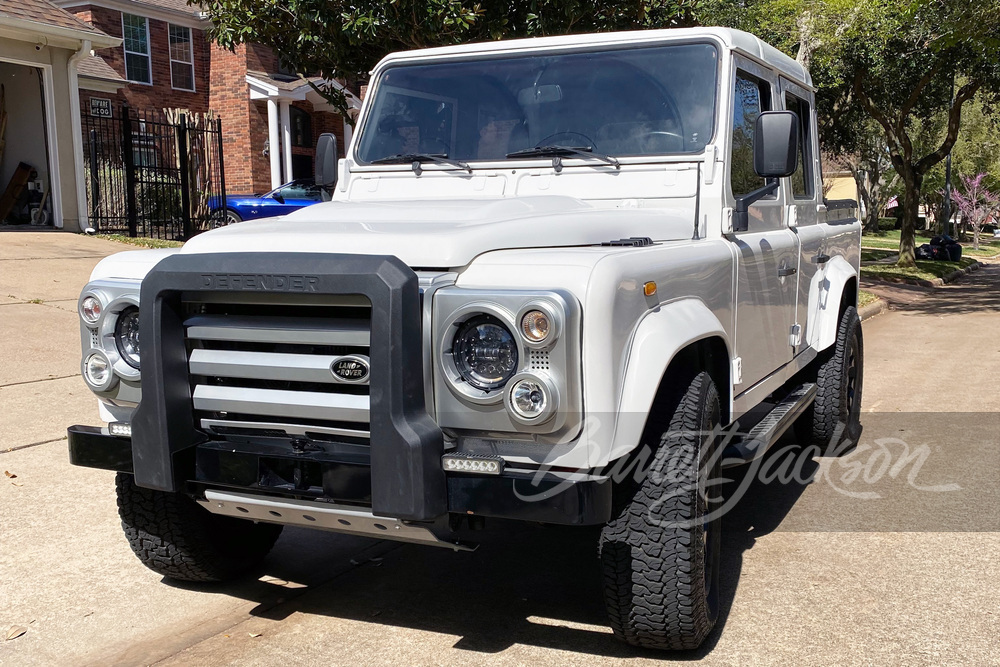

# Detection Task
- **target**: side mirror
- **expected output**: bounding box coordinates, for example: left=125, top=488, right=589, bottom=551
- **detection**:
left=271, top=192, right=285, bottom=204
left=754, top=111, right=799, bottom=178
left=731, top=111, right=799, bottom=233
left=315, top=133, right=338, bottom=191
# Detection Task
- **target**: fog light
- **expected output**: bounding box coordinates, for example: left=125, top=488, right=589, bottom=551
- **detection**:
left=81, top=295, right=102, bottom=324
left=510, top=379, right=547, bottom=419
left=83, top=352, right=113, bottom=390
left=108, top=421, right=132, bottom=437
left=442, top=454, right=504, bottom=475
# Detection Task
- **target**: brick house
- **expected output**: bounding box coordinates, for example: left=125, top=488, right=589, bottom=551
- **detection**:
left=54, top=0, right=359, bottom=195
left=0, top=0, right=121, bottom=232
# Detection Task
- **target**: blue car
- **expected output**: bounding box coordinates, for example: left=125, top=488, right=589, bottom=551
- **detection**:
left=212, top=179, right=324, bottom=225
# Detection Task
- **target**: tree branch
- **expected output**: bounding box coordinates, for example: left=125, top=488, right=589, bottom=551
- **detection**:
left=915, top=80, right=982, bottom=174
left=853, top=71, right=907, bottom=174
left=896, top=66, right=939, bottom=138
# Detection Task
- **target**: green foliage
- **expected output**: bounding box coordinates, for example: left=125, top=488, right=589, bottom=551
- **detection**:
left=803, top=0, right=1000, bottom=266
left=199, top=0, right=702, bottom=119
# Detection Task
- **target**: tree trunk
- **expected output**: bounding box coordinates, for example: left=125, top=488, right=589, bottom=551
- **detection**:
left=864, top=207, right=881, bottom=235
left=898, top=171, right=922, bottom=267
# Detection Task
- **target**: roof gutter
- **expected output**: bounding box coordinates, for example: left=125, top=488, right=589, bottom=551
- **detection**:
left=0, top=17, right=120, bottom=50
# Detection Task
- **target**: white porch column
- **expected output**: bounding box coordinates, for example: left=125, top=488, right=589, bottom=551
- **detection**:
left=267, top=98, right=281, bottom=189
left=279, top=100, right=293, bottom=183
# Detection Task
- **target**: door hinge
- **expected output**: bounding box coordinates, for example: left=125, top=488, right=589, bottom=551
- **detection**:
left=789, top=323, right=802, bottom=347
left=732, top=357, right=742, bottom=385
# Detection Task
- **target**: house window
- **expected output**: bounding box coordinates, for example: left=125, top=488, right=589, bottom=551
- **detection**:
left=122, top=14, right=151, bottom=84
left=168, top=25, right=195, bottom=91
left=290, top=107, right=312, bottom=148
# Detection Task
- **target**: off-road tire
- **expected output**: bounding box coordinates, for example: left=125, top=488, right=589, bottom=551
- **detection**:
left=115, top=473, right=282, bottom=582
left=599, top=371, right=722, bottom=650
left=805, top=305, right=864, bottom=451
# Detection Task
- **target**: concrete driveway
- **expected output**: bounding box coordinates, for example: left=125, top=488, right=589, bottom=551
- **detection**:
left=1, top=231, right=998, bottom=666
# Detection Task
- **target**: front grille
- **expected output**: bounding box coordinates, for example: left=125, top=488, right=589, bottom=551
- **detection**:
left=183, top=298, right=373, bottom=443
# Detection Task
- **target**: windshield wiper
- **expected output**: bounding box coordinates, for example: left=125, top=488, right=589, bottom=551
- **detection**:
left=506, top=145, right=620, bottom=171
left=370, top=153, right=471, bottom=175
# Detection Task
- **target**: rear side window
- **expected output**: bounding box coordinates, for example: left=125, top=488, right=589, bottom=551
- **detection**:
left=784, top=92, right=814, bottom=198
left=730, top=72, right=771, bottom=198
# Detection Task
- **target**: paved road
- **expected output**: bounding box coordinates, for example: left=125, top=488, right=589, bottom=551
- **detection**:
left=2, top=232, right=998, bottom=666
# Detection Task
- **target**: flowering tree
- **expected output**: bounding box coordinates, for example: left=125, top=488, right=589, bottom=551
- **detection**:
left=950, top=173, right=1000, bottom=250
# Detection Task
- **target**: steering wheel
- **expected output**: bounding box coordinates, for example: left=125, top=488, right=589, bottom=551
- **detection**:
left=639, top=130, right=685, bottom=153
left=538, top=131, right=595, bottom=148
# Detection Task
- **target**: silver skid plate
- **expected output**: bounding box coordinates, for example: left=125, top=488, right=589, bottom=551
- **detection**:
left=199, top=490, right=475, bottom=551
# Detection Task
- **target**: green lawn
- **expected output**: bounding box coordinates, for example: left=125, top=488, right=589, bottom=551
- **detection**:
left=861, top=249, right=897, bottom=262
left=857, top=289, right=879, bottom=308
left=861, top=256, right=979, bottom=284
left=862, top=229, right=1000, bottom=257
left=961, top=244, right=1000, bottom=258
left=92, top=234, right=184, bottom=249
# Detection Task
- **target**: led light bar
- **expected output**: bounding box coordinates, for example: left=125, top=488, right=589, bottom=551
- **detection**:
left=442, top=454, right=504, bottom=476
left=108, top=421, right=132, bottom=438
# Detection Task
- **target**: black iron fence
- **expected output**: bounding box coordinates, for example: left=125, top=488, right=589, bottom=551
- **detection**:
left=83, top=104, right=226, bottom=240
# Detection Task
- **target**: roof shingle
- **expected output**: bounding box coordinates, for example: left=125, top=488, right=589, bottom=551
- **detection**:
left=0, top=0, right=103, bottom=34
left=76, top=54, right=125, bottom=82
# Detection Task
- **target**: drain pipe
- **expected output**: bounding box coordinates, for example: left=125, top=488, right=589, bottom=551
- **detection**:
left=68, top=39, right=92, bottom=232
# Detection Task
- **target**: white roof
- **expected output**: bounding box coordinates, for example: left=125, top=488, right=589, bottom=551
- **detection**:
left=375, top=27, right=812, bottom=88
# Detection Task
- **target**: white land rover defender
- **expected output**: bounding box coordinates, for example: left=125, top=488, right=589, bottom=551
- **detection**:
left=69, top=28, right=862, bottom=650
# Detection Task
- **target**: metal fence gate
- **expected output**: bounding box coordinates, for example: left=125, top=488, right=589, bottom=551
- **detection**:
left=83, top=104, right=226, bottom=240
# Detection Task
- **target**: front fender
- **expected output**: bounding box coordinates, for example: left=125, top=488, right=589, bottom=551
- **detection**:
left=605, top=298, right=731, bottom=464
left=806, top=255, right=857, bottom=353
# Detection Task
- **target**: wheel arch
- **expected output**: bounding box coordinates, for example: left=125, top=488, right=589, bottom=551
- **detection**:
left=607, top=298, right=731, bottom=463
left=807, top=256, right=859, bottom=353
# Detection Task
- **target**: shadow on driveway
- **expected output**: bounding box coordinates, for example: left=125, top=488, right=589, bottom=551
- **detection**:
left=160, top=442, right=816, bottom=660
left=863, top=260, right=1000, bottom=316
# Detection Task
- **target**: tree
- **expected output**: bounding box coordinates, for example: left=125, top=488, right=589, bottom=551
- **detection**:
left=199, top=0, right=702, bottom=122
left=837, top=122, right=900, bottom=234
left=910, top=94, right=1000, bottom=233
left=814, top=0, right=1000, bottom=266
left=951, top=173, right=1000, bottom=250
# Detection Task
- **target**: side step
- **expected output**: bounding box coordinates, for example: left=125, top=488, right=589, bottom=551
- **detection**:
left=198, top=489, right=476, bottom=552
left=721, top=383, right=817, bottom=468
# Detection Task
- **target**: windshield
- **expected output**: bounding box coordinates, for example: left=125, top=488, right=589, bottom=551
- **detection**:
left=356, top=42, right=719, bottom=164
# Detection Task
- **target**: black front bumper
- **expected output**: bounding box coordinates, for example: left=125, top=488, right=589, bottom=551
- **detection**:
left=67, top=426, right=612, bottom=526
left=131, top=252, right=443, bottom=521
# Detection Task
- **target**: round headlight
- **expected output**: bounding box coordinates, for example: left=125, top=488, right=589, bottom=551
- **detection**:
left=114, top=306, right=140, bottom=369
left=520, top=310, right=550, bottom=343
left=81, top=296, right=102, bottom=324
left=452, top=314, right=519, bottom=391
left=84, top=353, right=112, bottom=389
left=510, top=378, right=547, bottom=419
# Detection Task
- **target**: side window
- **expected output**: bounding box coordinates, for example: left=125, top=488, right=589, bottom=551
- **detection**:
left=730, top=72, right=771, bottom=198
left=784, top=93, right=814, bottom=199
left=280, top=182, right=322, bottom=201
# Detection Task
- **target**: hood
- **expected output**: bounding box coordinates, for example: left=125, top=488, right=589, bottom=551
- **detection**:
left=181, top=195, right=695, bottom=267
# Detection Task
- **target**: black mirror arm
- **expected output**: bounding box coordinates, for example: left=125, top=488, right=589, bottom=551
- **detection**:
left=733, top=180, right=779, bottom=232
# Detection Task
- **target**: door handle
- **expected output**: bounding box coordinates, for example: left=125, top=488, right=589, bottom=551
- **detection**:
left=778, top=266, right=797, bottom=277
left=813, top=253, right=831, bottom=264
